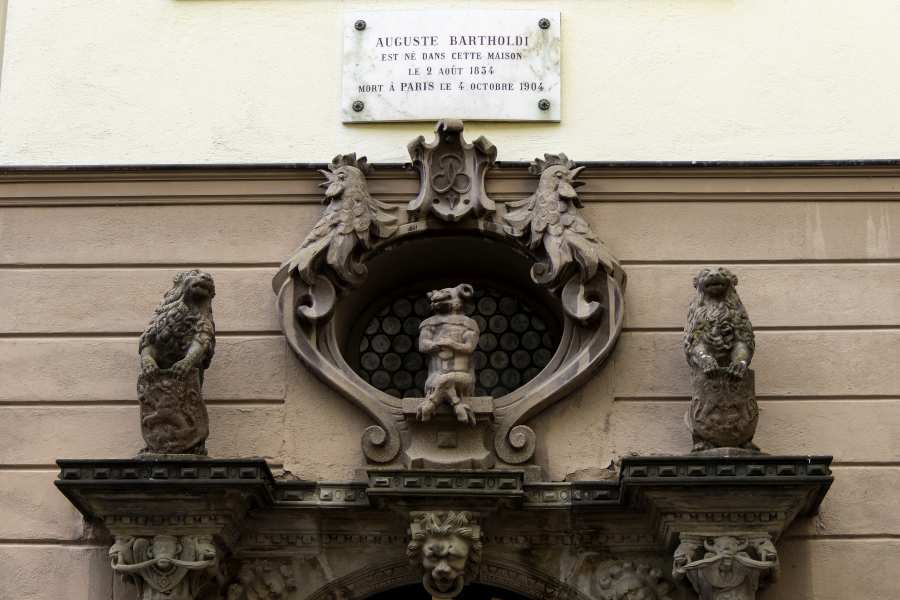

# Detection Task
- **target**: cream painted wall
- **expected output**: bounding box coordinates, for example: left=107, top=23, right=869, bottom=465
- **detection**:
left=1, top=0, right=900, bottom=165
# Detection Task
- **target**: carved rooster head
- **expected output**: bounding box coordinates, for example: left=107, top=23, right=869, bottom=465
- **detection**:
left=319, top=153, right=371, bottom=200
left=530, top=153, right=585, bottom=203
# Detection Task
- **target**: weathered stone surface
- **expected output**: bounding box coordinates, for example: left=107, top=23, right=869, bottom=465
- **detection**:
left=0, top=545, right=113, bottom=600
left=608, top=399, right=900, bottom=462
left=0, top=471, right=83, bottom=540
left=0, top=336, right=286, bottom=402
left=226, top=559, right=297, bottom=600
left=0, top=267, right=279, bottom=334
left=0, top=405, right=283, bottom=464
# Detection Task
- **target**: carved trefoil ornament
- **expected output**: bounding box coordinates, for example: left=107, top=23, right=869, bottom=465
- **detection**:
left=273, top=121, right=626, bottom=466
left=684, top=267, right=759, bottom=454
left=673, top=534, right=778, bottom=600
left=408, top=119, right=497, bottom=221
left=407, top=511, right=482, bottom=599
left=110, top=535, right=220, bottom=600
left=137, top=270, right=216, bottom=455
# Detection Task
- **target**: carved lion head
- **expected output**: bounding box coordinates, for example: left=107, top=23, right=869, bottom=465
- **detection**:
left=692, top=266, right=739, bottom=300
left=162, top=269, right=216, bottom=309
left=407, top=511, right=482, bottom=598
left=427, top=284, right=474, bottom=316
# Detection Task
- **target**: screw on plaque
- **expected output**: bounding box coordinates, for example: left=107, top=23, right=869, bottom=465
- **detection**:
left=538, top=99, right=551, bottom=111
left=352, top=101, right=365, bottom=112
left=354, top=19, right=367, bottom=31
left=538, top=18, right=551, bottom=29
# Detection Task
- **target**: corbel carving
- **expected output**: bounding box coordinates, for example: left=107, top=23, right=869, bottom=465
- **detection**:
left=683, top=267, right=760, bottom=454
left=109, top=534, right=221, bottom=600
left=504, top=153, right=626, bottom=322
left=597, top=562, right=674, bottom=600
left=673, top=534, right=778, bottom=600
left=406, top=511, right=482, bottom=599
left=226, top=559, right=297, bottom=600
left=137, top=270, right=216, bottom=455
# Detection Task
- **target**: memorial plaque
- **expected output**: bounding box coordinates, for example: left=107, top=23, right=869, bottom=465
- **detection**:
left=342, top=10, right=561, bottom=123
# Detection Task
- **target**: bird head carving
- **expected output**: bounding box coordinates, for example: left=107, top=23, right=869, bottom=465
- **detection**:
left=530, top=153, right=585, bottom=203
left=319, top=153, right=371, bottom=200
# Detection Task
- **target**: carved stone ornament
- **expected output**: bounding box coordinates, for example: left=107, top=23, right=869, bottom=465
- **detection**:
left=138, top=270, right=216, bottom=455
left=226, top=559, right=297, bottom=600
left=683, top=267, right=760, bottom=454
left=110, top=534, right=220, bottom=600
left=673, top=534, right=778, bottom=600
left=597, top=562, right=674, bottom=600
left=407, top=511, right=482, bottom=599
left=408, top=119, right=497, bottom=221
left=272, top=121, right=626, bottom=466
left=417, top=284, right=480, bottom=425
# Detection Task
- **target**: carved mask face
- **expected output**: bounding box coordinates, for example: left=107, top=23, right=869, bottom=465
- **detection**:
left=422, top=533, right=471, bottom=595
left=427, top=284, right=473, bottom=315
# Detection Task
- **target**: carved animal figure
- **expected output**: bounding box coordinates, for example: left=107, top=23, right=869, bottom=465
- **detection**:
left=407, top=511, right=482, bottom=599
left=417, top=284, right=480, bottom=425
left=110, top=535, right=218, bottom=600
left=684, top=267, right=755, bottom=379
left=137, top=269, right=216, bottom=454
left=286, top=153, right=397, bottom=289
left=504, top=153, right=623, bottom=288
left=673, top=536, right=778, bottom=600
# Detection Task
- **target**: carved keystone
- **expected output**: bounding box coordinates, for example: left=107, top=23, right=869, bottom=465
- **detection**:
left=673, top=534, right=778, bottom=600
left=407, top=511, right=482, bottom=599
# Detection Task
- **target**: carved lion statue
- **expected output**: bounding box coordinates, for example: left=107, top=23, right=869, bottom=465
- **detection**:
left=683, top=267, right=754, bottom=379
left=407, top=511, right=482, bottom=599
left=137, top=270, right=216, bottom=454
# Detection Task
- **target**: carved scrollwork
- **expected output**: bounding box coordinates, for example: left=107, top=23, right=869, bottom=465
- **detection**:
left=597, top=561, right=674, bottom=600
left=226, top=559, right=297, bottom=600
left=273, top=121, right=625, bottom=466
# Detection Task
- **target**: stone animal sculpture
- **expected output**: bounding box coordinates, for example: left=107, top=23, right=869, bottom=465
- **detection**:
left=673, top=536, right=778, bottom=600
left=407, top=511, right=482, bottom=599
left=109, top=535, right=219, bottom=600
left=283, top=153, right=397, bottom=320
left=137, top=269, right=216, bottom=455
left=597, top=562, right=673, bottom=600
left=683, top=267, right=760, bottom=452
left=504, top=153, right=623, bottom=290
left=684, top=267, right=755, bottom=379
left=417, top=284, right=480, bottom=425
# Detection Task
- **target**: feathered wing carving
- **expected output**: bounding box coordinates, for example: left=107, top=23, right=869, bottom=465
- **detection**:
left=286, top=153, right=397, bottom=289
left=504, top=153, right=625, bottom=322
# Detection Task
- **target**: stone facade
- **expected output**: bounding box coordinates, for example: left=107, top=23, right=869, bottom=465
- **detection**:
left=0, top=154, right=898, bottom=599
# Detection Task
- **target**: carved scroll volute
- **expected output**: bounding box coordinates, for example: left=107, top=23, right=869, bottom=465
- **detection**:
left=673, top=534, right=778, bottom=600
left=408, top=119, right=497, bottom=222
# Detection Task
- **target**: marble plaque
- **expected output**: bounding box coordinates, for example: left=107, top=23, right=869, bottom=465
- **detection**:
left=342, top=10, right=561, bottom=122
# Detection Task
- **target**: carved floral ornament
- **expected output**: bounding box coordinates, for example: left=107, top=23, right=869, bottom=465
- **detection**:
left=272, top=120, right=626, bottom=465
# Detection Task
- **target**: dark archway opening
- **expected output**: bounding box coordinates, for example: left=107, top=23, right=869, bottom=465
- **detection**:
left=366, top=583, right=533, bottom=600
